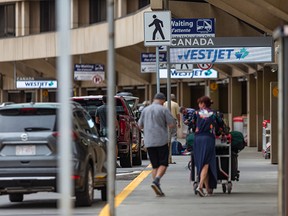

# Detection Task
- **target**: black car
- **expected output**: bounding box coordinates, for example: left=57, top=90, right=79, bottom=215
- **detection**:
left=0, top=102, right=107, bottom=206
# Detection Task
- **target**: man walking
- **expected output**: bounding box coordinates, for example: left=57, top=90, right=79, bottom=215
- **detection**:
left=164, top=94, right=181, bottom=142
left=138, top=93, right=175, bottom=196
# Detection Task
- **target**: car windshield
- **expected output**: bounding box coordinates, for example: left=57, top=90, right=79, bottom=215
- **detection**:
left=0, top=108, right=57, bottom=132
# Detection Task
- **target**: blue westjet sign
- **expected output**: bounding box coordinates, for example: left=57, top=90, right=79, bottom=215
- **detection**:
left=170, top=47, right=273, bottom=64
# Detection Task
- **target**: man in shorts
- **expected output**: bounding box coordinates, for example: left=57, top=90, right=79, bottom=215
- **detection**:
left=138, top=92, right=175, bottom=196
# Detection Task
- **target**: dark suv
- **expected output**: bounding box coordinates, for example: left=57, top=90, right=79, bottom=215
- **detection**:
left=0, top=102, right=107, bottom=206
left=72, top=95, right=142, bottom=167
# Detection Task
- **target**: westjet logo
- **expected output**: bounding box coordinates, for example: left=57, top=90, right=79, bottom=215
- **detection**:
left=16, top=81, right=57, bottom=89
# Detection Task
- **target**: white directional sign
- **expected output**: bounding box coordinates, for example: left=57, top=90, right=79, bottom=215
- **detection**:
left=144, top=11, right=171, bottom=46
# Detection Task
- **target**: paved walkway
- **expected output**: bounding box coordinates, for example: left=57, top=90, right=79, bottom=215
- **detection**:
left=111, top=144, right=278, bottom=216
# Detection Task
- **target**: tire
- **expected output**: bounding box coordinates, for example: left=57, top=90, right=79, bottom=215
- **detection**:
left=141, top=150, right=148, bottom=160
left=101, top=186, right=107, bottom=201
left=9, top=194, right=24, bottom=202
left=75, top=165, right=94, bottom=207
left=222, top=183, right=226, bottom=193
left=133, top=135, right=142, bottom=166
left=120, top=137, right=133, bottom=168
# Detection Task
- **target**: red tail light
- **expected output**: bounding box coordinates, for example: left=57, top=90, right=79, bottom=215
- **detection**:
left=52, top=131, right=79, bottom=140
left=119, top=119, right=126, bottom=136
left=71, top=175, right=80, bottom=180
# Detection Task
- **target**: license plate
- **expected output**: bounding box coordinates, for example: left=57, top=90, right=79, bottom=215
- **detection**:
left=16, top=145, right=36, bottom=155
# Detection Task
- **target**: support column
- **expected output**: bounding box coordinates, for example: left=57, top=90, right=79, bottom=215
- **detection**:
left=256, top=71, right=263, bottom=151
left=209, top=82, right=219, bottom=111
left=71, top=0, right=79, bottom=28
left=270, top=82, right=278, bottom=164
left=21, top=1, right=30, bottom=36
left=263, top=66, right=277, bottom=120
left=116, top=0, right=127, bottom=18
left=229, top=77, right=242, bottom=130
left=15, top=2, right=21, bottom=37
left=247, top=74, right=257, bottom=147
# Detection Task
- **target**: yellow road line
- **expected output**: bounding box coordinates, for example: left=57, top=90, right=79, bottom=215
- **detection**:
left=99, top=166, right=152, bottom=216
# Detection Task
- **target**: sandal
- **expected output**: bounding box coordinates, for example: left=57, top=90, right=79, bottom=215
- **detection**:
left=196, top=186, right=206, bottom=197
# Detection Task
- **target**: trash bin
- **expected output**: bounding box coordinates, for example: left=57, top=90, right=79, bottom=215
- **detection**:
left=262, top=120, right=271, bottom=159
left=233, top=116, right=247, bottom=136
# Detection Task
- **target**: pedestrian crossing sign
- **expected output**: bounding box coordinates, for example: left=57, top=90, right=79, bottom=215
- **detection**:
left=144, top=11, right=171, bottom=47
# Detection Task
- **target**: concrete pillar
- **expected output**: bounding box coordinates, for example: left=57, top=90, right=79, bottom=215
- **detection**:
left=209, top=81, right=219, bottom=111
left=21, top=1, right=30, bottom=36
left=270, top=82, right=278, bottom=164
left=263, top=66, right=277, bottom=120
left=256, top=71, right=263, bottom=152
left=229, top=77, right=242, bottom=130
left=71, top=0, right=79, bottom=28
left=15, top=2, right=21, bottom=37
left=247, top=74, right=257, bottom=147
left=116, top=0, right=127, bottom=18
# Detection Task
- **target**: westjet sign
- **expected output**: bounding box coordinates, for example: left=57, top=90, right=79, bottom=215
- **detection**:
left=16, top=80, right=58, bottom=89
left=159, top=69, right=218, bottom=79
left=170, top=47, right=272, bottom=64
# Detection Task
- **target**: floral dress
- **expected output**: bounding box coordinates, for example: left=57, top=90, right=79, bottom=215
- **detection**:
left=191, top=108, right=223, bottom=189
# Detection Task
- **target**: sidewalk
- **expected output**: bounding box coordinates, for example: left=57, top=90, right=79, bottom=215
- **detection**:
left=115, top=145, right=278, bottom=216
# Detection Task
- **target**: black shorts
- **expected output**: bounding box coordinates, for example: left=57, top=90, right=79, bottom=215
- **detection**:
left=147, top=144, right=169, bottom=169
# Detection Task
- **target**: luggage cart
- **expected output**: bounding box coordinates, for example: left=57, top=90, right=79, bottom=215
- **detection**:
left=215, top=137, right=232, bottom=194
left=190, top=135, right=237, bottom=195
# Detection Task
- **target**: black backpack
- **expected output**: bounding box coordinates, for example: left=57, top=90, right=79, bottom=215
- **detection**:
left=172, top=140, right=183, bottom=155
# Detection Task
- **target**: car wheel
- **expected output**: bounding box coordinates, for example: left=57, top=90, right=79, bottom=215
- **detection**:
left=133, top=134, right=142, bottom=166
left=75, top=165, right=94, bottom=207
left=9, top=194, right=24, bottom=202
left=120, top=137, right=133, bottom=168
left=101, top=186, right=107, bottom=201
left=142, top=150, right=148, bottom=160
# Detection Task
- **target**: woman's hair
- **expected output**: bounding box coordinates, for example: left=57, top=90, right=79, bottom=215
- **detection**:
left=197, top=96, right=213, bottom=108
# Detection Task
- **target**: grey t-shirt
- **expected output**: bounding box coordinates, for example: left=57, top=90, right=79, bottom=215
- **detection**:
left=138, top=102, right=175, bottom=148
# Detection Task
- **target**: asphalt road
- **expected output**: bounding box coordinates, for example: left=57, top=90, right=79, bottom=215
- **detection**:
left=0, top=159, right=151, bottom=216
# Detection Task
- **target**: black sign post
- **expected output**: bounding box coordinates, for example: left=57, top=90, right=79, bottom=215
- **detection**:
left=273, top=25, right=288, bottom=216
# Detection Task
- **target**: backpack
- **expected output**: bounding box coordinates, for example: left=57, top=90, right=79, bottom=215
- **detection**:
left=186, top=133, right=194, bottom=152
left=172, top=140, right=183, bottom=155
left=230, top=131, right=246, bottom=153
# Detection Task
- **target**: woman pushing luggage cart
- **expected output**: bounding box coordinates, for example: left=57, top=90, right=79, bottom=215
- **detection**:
left=187, top=96, right=235, bottom=196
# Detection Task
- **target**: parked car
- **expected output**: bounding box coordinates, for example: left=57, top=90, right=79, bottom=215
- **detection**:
left=72, top=95, right=142, bottom=167
left=0, top=102, right=107, bottom=206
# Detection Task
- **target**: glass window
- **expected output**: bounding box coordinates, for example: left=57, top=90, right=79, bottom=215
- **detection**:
left=139, top=0, right=150, bottom=9
left=90, top=0, right=107, bottom=24
left=40, top=0, right=56, bottom=32
left=0, top=4, right=15, bottom=38
left=0, top=108, right=57, bottom=132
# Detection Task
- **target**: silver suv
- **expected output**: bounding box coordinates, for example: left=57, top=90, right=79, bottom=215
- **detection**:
left=0, top=102, right=107, bottom=206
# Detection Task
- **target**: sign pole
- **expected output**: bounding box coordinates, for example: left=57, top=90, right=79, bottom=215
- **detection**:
left=107, top=0, right=116, bottom=216
left=156, top=46, right=160, bottom=93
left=273, top=25, right=288, bottom=216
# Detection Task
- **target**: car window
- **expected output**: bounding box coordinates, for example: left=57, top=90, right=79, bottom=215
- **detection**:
left=74, top=110, right=98, bottom=135
left=0, top=108, right=56, bottom=132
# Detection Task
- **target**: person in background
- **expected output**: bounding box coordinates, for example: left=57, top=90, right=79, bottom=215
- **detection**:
left=164, top=94, right=181, bottom=142
left=95, top=95, right=120, bottom=167
left=138, top=100, right=151, bottom=114
left=138, top=92, right=175, bottom=196
left=179, top=106, right=195, bottom=132
left=191, top=96, right=224, bottom=197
